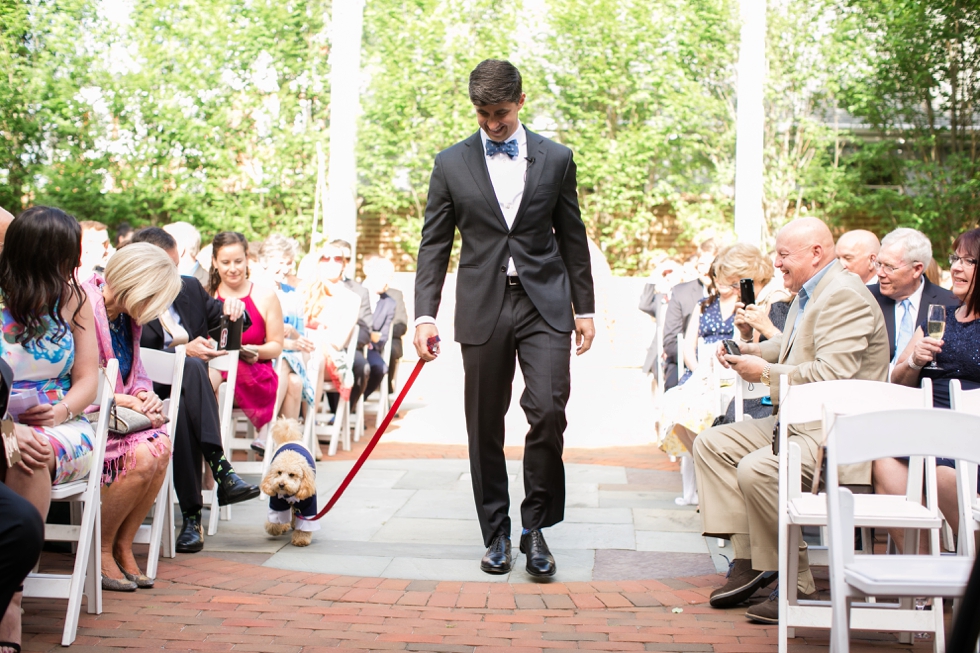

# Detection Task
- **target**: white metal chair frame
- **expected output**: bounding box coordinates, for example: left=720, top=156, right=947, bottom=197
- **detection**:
left=825, top=407, right=980, bottom=653
left=133, top=346, right=186, bottom=578
left=775, top=377, right=943, bottom=652
left=949, top=379, right=980, bottom=558
left=207, top=350, right=239, bottom=532
left=23, top=359, right=119, bottom=646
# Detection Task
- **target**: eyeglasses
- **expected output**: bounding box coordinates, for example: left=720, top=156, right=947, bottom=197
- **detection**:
left=873, top=260, right=909, bottom=274
left=949, top=254, right=978, bottom=268
left=320, top=255, right=344, bottom=264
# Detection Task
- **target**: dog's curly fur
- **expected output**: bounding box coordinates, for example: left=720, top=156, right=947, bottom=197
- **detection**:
left=260, top=418, right=317, bottom=547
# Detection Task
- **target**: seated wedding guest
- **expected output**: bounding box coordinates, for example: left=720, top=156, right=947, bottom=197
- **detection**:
left=164, top=221, right=209, bottom=289
left=209, top=232, right=283, bottom=453
left=835, top=229, right=880, bottom=285
left=0, top=207, right=99, bottom=642
left=662, top=238, right=717, bottom=390
left=655, top=244, right=773, bottom=505
left=331, top=239, right=379, bottom=410
left=258, top=234, right=314, bottom=421
left=695, top=218, right=889, bottom=624
left=878, top=227, right=980, bottom=551
left=362, top=255, right=408, bottom=398
left=78, top=220, right=113, bottom=281
left=870, top=228, right=955, bottom=364
left=0, top=480, right=44, bottom=653
left=115, top=222, right=134, bottom=248
left=83, top=243, right=182, bottom=591
left=132, top=228, right=259, bottom=553
left=302, top=243, right=362, bottom=412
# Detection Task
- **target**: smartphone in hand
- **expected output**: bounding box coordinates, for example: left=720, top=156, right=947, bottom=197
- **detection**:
left=739, top=278, right=756, bottom=307
left=240, top=345, right=260, bottom=364
left=722, top=339, right=741, bottom=356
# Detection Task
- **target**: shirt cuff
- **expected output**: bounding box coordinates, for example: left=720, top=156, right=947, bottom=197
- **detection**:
left=414, top=316, right=437, bottom=328
left=575, top=314, right=595, bottom=320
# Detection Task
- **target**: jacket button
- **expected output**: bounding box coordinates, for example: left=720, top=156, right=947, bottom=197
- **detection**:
left=500, top=266, right=506, bottom=273
left=507, top=233, right=514, bottom=239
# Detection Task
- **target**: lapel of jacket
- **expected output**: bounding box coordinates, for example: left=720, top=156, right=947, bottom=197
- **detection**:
left=779, top=261, right=842, bottom=363
left=509, top=129, right=549, bottom=233
left=462, top=131, right=509, bottom=231
left=878, top=292, right=896, bottom=357
left=916, top=278, right=939, bottom=326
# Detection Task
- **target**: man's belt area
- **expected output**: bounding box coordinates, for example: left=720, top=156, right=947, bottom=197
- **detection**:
left=506, top=276, right=523, bottom=288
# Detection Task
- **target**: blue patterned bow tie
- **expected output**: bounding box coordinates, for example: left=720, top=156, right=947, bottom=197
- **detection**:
left=485, top=138, right=519, bottom=159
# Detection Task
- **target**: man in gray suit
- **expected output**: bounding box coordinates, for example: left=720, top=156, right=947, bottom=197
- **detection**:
left=661, top=239, right=717, bottom=389
left=694, top=218, right=890, bottom=624
left=414, top=60, right=596, bottom=578
left=870, top=228, right=955, bottom=362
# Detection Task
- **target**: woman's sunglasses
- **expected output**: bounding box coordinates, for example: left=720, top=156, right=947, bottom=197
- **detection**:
left=320, top=255, right=345, bottom=264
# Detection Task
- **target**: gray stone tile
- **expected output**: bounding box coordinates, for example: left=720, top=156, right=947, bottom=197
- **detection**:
left=592, top=550, right=717, bottom=580
left=315, top=488, right=416, bottom=541
left=267, top=552, right=393, bottom=576
left=344, top=468, right=407, bottom=489
left=393, top=470, right=463, bottom=490
left=632, top=507, right=703, bottom=532
left=395, top=489, right=477, bottom=520
left=382, top=557, right=511, bottom=582
left=565, top=484, right=599, bottom=508
left=545, top=522, right=635, bottom=550
left=635, top=531, right=709, bottom=554
left=308, top=539, right=487, bottom=561
left=598, top=490, right=686, bottom=508
left=371, top=517, right=484, bottom=545
left=564, top=463, right=628, bottom=484
left=509, top=548, right=595, bottom=583
left=564, top=508, right=633, bottom=524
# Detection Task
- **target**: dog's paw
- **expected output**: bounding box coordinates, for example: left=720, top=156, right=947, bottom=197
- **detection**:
left=265, top=521, right=291, bottom=537
left=291, top=530, right=312, bottom=547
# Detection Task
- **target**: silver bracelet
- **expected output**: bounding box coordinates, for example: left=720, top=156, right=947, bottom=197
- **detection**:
left=907, top=357, right=924, bottom=371
left=60, top=402, right=74, bottom=422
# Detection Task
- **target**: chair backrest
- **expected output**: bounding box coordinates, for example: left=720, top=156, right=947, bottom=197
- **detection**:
left=88, top=359, right=120, bottom=493
left=950, top=379, right=980, bottom=416
left=209, top=349, right=240, bottom=442
left=778, top=376, right=934, bottom=427
left=139, top=346, right=186, bottom=434
left=735, top=375, right=769, bottom=421
left=948, top=380, right=980, bottom=555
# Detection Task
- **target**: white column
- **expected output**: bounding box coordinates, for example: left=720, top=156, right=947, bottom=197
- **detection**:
left=733, top=0, right=766, bottom=247
left=327, top=0, right=366, bottom=255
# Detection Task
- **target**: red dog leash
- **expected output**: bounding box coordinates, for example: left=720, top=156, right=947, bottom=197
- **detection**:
left=296, top=336, right=438, bottom=521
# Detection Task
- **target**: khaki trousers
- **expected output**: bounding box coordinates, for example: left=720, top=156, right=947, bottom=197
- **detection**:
left=692, top=414, right=819, bottom=574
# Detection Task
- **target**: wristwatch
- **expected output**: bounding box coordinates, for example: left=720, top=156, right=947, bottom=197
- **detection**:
left=761, top=363, right=772, bottom=387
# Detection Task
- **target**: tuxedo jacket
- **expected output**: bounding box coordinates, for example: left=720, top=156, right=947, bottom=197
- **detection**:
left=758, top=261, right=890, bottom=485
left=869, top=278, right=956, bottom=360
left=415, top=129, right=595, bottom=345
left=141, top=276, right=233, bottom=351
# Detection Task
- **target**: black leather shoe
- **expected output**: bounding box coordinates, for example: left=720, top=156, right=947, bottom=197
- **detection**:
left=480, top=534, right=512, bottom=574
left=217, top=473, right=261, bottom=506
left=520, top=529, right=556, bottom=577
left=175, top=515, right=204, bottom=553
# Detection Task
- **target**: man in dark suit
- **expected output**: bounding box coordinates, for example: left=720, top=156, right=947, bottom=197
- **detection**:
left=132, top=228, right=260, bottom=553
left=869, top=228, right=955, bottom=362
left=661, top=239, right=717, bottom=389
left=363, top=255, right=408, bottom=396
left=414, top=60, right=596, bottom=577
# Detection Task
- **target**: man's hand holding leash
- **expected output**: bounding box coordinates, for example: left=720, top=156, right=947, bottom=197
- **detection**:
left=414, top=324, right=441, bottom=361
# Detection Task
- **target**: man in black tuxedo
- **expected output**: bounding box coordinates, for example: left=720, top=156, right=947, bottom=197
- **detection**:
left=869, top=228, right=955, bottom=362
left=132, top=228, right=260, bottom=553
left=661, top=239, right=717, bottom=389
left=414, top=60, right=596, bottom=577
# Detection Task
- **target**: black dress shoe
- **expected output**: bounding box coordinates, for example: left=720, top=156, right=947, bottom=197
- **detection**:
left=217, top=473, right=261, bottom=506
left=480, top=534, right=512, bottom=574
left=520, top=529, right=556, bottom=577
left=176, top=515, right=204, bottom=553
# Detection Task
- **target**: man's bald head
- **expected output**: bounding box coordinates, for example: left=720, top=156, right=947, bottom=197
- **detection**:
left=0, top=206, right=14, bottom=251
left=773, top=217, right=837, bottom=293
left=836, top=229, right=880, bottom=283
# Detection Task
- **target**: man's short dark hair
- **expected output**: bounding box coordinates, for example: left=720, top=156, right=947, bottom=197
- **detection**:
left=130, top=226, right=177, bottom=252
left=468, top=59, right=523, bottom=106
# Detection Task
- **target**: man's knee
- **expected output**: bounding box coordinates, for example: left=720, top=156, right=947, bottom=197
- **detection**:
left=736, top=450, right=776, bottom=497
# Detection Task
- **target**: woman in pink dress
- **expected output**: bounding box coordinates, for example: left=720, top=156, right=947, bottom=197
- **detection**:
left=208, top=232, right=283, bottom=453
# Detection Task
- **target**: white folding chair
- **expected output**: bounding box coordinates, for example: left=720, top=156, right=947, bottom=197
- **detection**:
left=776, top=377, right=942, bottom=652
left=949, top=379, right=980, bottom=558
left=371, top=325, right=395, bottom=430
left=133, top=346, right=185, bottom=578
left=734, top=376, right=769, bottom=422
left=826, top=407, right=980, bottom=653
left=207, top=350, right=239, bottom=532
left=23, top=360, right=119, bottom=646
left=307, top=324, right=359, bottom=456
left=676, top=333, right=685, bottom=380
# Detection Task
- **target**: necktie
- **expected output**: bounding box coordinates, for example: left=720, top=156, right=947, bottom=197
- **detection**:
left=485, top=139, right=519, bottom=159
left=894, top=298, right=913, bottom=361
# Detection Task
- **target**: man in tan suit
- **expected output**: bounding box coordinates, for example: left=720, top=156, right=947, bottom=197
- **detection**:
left=693, top=218, right=889, bottom=624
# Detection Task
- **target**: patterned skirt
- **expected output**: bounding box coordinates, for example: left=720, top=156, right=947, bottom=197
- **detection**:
left=42, top=417, right=96, bottom=485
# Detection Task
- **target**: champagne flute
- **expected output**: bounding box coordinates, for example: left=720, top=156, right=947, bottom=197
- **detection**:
left=925, top=304, right=945, bottom=370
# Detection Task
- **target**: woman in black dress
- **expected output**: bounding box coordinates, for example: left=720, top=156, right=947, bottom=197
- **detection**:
left=876, top=227, right=980, bottom=551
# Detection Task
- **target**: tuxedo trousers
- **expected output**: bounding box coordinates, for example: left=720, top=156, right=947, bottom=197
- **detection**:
left=461, top=283, right=571, bottom=546
left=154, top=356, right=224, bottom=515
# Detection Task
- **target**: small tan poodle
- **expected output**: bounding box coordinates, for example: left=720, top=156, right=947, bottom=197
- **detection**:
left=260, top=418, right=320, bottom=546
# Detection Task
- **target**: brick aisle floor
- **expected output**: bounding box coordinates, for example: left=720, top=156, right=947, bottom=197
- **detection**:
left=22, top=551, right=944, bottom=652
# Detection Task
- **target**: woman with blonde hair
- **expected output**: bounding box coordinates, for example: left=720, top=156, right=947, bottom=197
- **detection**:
left=655, top=243, right=774, bottom=505
left=83, top=242, right=182, bottom=590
